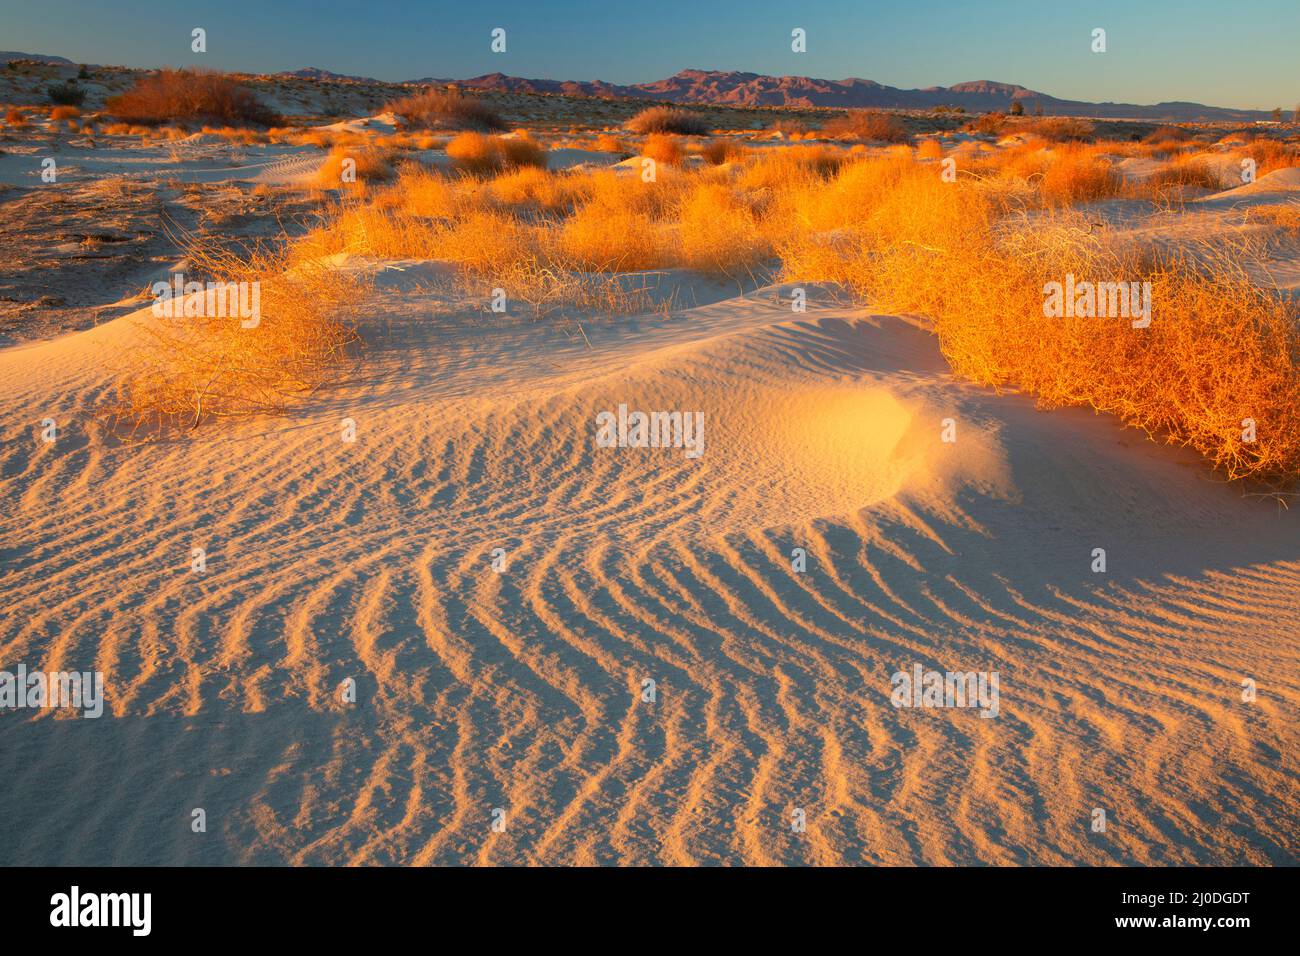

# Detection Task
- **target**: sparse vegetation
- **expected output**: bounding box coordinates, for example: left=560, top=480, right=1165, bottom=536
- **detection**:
left=386, top=89, right=505, bottom=131
left=47, top=80, right=87, bottom=107
left=822, top=110, right=912, bottom=144
left=626, top=106, right=710, bottom=136
left=106, top=69, right=279, bottom=127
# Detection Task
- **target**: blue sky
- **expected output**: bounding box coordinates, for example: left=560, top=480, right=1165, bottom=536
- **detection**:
left=1, top=0, right=1295, bottom=109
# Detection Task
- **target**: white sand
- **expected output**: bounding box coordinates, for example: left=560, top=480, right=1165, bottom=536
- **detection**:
left=0, top=258, right=1296, bottom=864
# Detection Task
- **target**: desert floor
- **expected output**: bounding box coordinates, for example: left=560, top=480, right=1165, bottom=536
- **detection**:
left=1, top=108, right=1298, bottom=865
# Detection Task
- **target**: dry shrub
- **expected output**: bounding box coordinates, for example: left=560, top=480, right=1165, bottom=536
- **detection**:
left=823, top=110, right=912, bottom=143
left=387, top=89, right=505, bottom=131
left=1142, top=125, right=1192, bottom=145
left=49, top=105, right=80, bottom=121
left=1238, top=137, right=1300, bottom=176
left=641, top=133, right=683, bottom=166
left=676, top=182, right=768, bottom=275
left=738, top=145, right=846, bottom=191
left=626, top=107, right=709, bottom=136
left=113, top=240, right=365, bottom=436
left=916, top=139, right=945, bottom=160
left=446, top=132, right=547, bottom=174
left=204, top=125, right=262, bottom=146
left=698, top=138, right=747, bottom=165
left=1039, top=145, right=1124, bottom=206
left=594, top=133, right=627, bottom=155
left=4, top=108, right=28, bottom=127
left=1021, top=117, right=1096, bottom=143
left=314, top=146, right=396, bottom=188
left=1139, top=156, right=1222, bottom=195
left=780, top=159, right=1300, bottom=485
left=107, top=69, right=279, bottom=127
left=560, top=201, right=663, bottom=271
left=1253, top=203, right=1300, bottom=234
left=966, top=113, right=1009, bottom=137
left=490, top=166, right=590, bottom=214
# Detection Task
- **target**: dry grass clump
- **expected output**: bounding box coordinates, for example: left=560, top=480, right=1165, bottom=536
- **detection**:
left=1139, top=156, right=1222, bottom=195
left=1038, top=145, right=1124, bottom=206
left=49, top=105, right=80, bottom=121
left=490, top=166, right=591, bottom=214
left=445, top=132, right=547, bottom=174
left=698, top=138, right=748, bottom=165
left=1237, top=137, right=1300, bottom=176
left=1252, top=203, right=1300, bottom=234
left=641, top=133, right=684, bottom=166
left=112, top=239, right=365, bottom=436
left=387, top=89, right=505, bottom=131
left=822, top=110, right=912, bottom=144
left=916, top=139, right=945, bottom=160
left=780, top=158, right=1300, bottom=485
left=106, top=69, right=279, bottom=127
left=4, top=108, right=29, bottom=127
left=675, top=181, right=769, bottom=275
left=594, top=133, right=628, bottom=156
left=314, top=146, right=397, bottom=188
left=626, top=107, right=710, bottom=136
left=1019, top=117, right=1096, bottom=142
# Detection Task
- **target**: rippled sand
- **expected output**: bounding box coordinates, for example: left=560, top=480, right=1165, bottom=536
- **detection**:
left=1, top=272, right=1296, bottom=865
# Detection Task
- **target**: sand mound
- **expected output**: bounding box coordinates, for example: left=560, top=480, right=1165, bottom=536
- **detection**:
left=0, top=275, right=1296, bottom=865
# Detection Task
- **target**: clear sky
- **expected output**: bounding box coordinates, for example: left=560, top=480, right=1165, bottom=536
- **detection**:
left=1, top=0, right=1295, bottom=110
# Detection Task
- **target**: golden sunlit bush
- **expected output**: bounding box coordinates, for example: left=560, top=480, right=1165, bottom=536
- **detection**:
left=698, top=138, right=747, bottom=165
left=1253, top=203, right=1300, bottom=234
left=641, top=133, right=684, bottom=167
left=111, top=240, right=365, bottom=436
left=1139, top=156, right=1222, bottom=195
left=676, top=181, right=769, bottom=275
left=822, top=110, right=912, bottom=143
left=916, top=139, right=945, bottom=160
left=780, top=159, right=1300, bottom=485
left=1237, top=137, right=1300, bottom=176
left=107, top=69, right=279, bottom=127
left=445, top=132, right=547, bottom=174
left=490, top=166, right=590, bottom=214
left=314, top=146, right=397, bottom=188
left=1020, top=117, right=1096, bottom=142
left=49, top=105, right=80, bottom=121
left=1039, top=145, right=1124, bottom=206
left=594, top=133, right=628, bottom=155
left=4, top=108, right=28, bottom=127
left=626, top=106, right=710, bottom=135
left=386, top=89, right=505, bottom=131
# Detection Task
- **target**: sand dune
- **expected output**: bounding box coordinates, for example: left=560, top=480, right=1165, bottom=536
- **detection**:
left=1, top=265, right=1296, bottom=865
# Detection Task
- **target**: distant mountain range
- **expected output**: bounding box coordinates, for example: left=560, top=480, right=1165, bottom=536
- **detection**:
left=4, top=52, right=1277, bottom=122
left=0, top=52, right=73, bottom=66
left=407, top=68, right=1276, bottom=122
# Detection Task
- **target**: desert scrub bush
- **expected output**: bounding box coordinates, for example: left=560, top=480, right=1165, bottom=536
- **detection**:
left=490, top=166, right=591, bottom=214
left=698, top=138, right=747, bottom=165
left=641, top=133, right=684, bottom=166
left=822, top=110, right=912, bottom=144
left=626, top=106, right=710, bottom=135
left=966, top=113, right=1009, bottom=137
left=1019, top=117, right=1096, bottom=143
left=49, top=105, right=80, bottom=121
left=445, top=132, right=546, bottom=174
left=1038, top=145, right=1125, bottom=206
left=314, top=146, right=397, bottom=188
left=915, top=139, right=945, bottom=160
left=1136, top=156, right=1222, bottom=197
left=675, top=182, right=770, bottom=276
left=594, top=133, right=628, bottom=155
left=4, top=108, right=28, bottom=127
left=47, top=80, right=87, bottom=106
left=112, top=239, right=366, bottom=436
left=1236, top=137, right=1300, bottom=176
left=106, top=69, right=278, bottom=127
left=779, top=157, right=1300, bottom=485
left=387, top=89, right=505, bottom=131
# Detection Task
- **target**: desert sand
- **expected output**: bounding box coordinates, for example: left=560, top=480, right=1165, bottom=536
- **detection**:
left=2, top=244, right=1297, bottom=864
